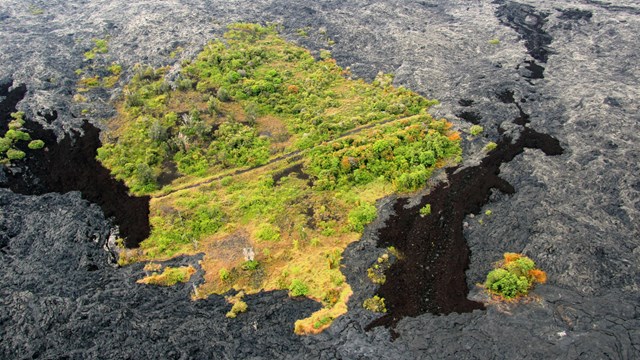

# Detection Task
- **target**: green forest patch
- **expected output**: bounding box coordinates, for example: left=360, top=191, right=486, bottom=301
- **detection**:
left=99, top=23, right=462, bottom=334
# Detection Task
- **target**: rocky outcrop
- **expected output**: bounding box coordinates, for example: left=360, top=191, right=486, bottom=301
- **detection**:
left=1, top=0, right=638, bottom=358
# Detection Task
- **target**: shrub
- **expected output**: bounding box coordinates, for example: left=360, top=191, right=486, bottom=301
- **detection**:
left=363, top=295, right=386, bottom=313
left=226, top=300, right=248, bottom=318
left=217, top=87, right=231, bottom=101
left=419, top=204, right=431, bottom=216
left=5, top=129, right=30, bottom=141
left=485, top=142, right=497, bottom=152
left=6, top=149, right=26, bottom=160
left=289, top=279, right=309, bottom=297
left=254, top=223, right=280, bottom=242
left=348, top=203, right=377, bottom=232
left=26, top=139, right=44, bottom=150
left=367, top=253, right=391, bottom=284
left=470, top=125, right=484, bottom=136
left=108, top=63, right=123, bottom=75
left=220, top=176, right=233, bottom=186
left=242, top=260, right=259, bottom=271
left=484, top=253, right=546, bottom=299
left=0, top=138, right=12, bottom=154
left=231, top=300, right=247, bottom=313
left=367, top=267, right=386, bottom=285
left=219, top=268, right=231, bottom=281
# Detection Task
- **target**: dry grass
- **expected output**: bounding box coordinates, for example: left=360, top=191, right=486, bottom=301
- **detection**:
left=137, top=266, right=196, bottom=286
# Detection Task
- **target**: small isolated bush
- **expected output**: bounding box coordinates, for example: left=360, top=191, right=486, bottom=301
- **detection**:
left=0, top=138, right=11, bottom=154
left=241, top=260, right=259, bottom=271
left=226, top=300, right=248, bottom=318
left=363, top=295, right=386, bottom=313
left=367, top=253, right=391, bottom=284
left=485, top=141, right=498, bottom=152
left=367, top=267, right=386, bottom=285
left=419, top=204, right=431, bottom=216
left=108, top=63, right=122, bottom=75
left=225, top=292, right=248, bottom=318
left=6, top=149, right=26, bottom=160
left=470, top=125, right=484, bottom=136
left=5, top=129, right=30, bottom=141
left=28, top=139, right=45, bottom=150
left=484, top=253, right=546, bottom=299
left=254, top=223, right=281, bottom=242
left=219, top=268, right=231, bottom=281
left=289, top=279, right=309, bottom=297
left=488, top=39, right=501, bottom=45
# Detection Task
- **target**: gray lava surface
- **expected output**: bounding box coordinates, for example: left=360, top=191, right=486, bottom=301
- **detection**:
left=1, top=0, right=639, bottom=359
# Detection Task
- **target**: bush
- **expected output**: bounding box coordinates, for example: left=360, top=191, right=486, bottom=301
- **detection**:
left=485, top=142, right=497, bottom=152
left=242, top=260, right=259, bottom=271
left=363, top=295, right=386, bottom=313
left=419, top=204, right=431, bottom=216
left=28, top=139, right=45, bottom=150
left=485, top=268, right=528, bottom=298
left=5, top=129, right=30, bottom=141
left=219, top=268, right=231, bottom=281
left=348, top=203, right=377, bottom=232
left=217, top=87, right=231, bottom=101
left=470, top=125, right=483, bottom=136
left=254, top=223, right=280, bottom=242
left=231, top=300, right=247, bottom=313
left=226, top=300, right=248, bottom=318
left=6, top=149, right=26, bottom=160
left=484, top=253, right=546, bottom=299
left=289, top=279, right=309, bottom=297
left=0, top=138, right=12, bottom=154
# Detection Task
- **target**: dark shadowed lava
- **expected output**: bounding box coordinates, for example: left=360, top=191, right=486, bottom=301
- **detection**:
left=367, top=102, right=563, bottom=334
left=367, top=2, right=563, bottom=329
left=0, top=80, right=150, bottom=247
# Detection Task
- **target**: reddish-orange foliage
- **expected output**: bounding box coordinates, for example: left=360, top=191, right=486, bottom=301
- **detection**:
left=340, top=157, right=351, bottom=170
left=503, top=252, right=522, bottom=264
left=448, top=132, right=461, bottom=141
left=287, top=84, right=299, bottom=94
left=529, top=269, right=547, bottom=284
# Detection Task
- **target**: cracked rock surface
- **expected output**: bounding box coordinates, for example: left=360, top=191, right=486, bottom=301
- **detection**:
left=1, top=0, right=639, bottom=358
